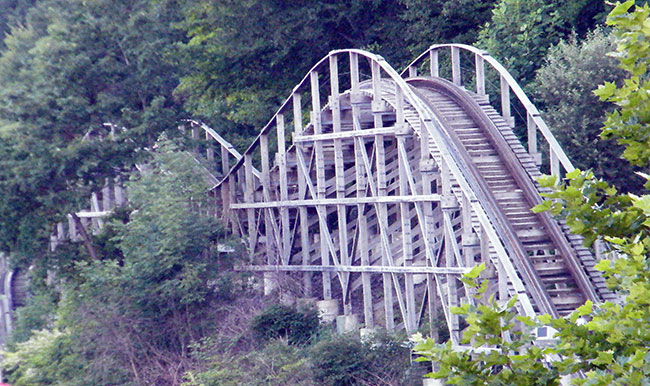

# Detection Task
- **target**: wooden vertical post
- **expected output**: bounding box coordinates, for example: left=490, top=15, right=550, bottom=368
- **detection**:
left=311, top=71, right=332, bottom=300
left=441, top=160, right=459, bottom=339
left=461, top=196, right=476, bottom=268
left=396, top=86, right=416, bottom=333
left=500, top=75, right=513, bottom=127
left=206, top=130, right=215, bottom=163
left=90, top=193, right=102, bottom=231
left=260, top=134, right=276, bottom=270
left=221, top=146, right=230, bottom=223
left=372, top=60, right=394, bottom=329
left=191, top=126, right=199, bottom=154
left=230, top=170, right=239, bottom=236
left=408, top=66, right=417, bottom=78
left=330, top=54, right=350, bottom=313
left=351, top=52, right=373, bottom=327
left=102, top=180, right=112, bottom=212
left=114, top=177, right=125, bottom=206
left=451, top=46, right=461, bottom=86
left=527, top=112, right=541, bottom=166
left=276, top=114, right=290, bottom=264
left=430, top=49, right=439, bottom=78
left=475, top=54, right=485, bottom=96
left=294, top=92, right=312, bottom=297
left=419, top=119, right=439, bottom=339
left=244, top=154, right=257, bottom=253
left=551, top=148, right=560, bottom=177
left=68, top=214, right=78, bottom=242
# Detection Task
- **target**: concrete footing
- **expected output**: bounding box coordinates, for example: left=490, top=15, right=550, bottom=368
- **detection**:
left=359, top=327, right=376, bottom=342
left=422, top=378, right=443, bottom=386
left=336, top=314, right=358, bottom=334
left=263, top=272, right=277, bottom=296
left=316, top=299, right=339, bottom=323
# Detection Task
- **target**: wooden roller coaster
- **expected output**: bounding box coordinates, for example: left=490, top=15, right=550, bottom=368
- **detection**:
left=9, top=44, right=615, bottom=347
left=194, top=44, right=616, bottom=344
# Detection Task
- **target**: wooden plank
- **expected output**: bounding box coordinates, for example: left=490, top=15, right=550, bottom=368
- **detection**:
left=231, top=194, right=442, bottom=209
left=371, top=64, right=395, bottom=329
left=75, top=210, right=111, bottom=218
left=351, top=51, right=373, bottom=327
left=236, top=265, right=469, bottom=274
left=294, top=126, right=396, bottom=142
left=90, top=193, right=103, bottom=231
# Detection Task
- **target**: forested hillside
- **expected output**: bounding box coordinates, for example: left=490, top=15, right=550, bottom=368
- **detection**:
left=0, top=1, right=640, bottom=385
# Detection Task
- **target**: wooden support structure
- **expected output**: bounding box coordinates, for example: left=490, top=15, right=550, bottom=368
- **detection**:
left=209, top=47, right=614, bottom=339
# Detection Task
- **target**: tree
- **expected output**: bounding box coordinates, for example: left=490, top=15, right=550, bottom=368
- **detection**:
left=414, top=2, right=650, bottom=385
left=175, top=0, right=497, bottom=147
left=477, top=0, right=606, bottom=87
left=0, top=0, right=37, bottom=49
left=533, top=28, right=642, bottom=192
left=0, top=0, right=187, bottom=262
left=399, top=0, right=496, bottom=58
left=3, top=139, right=243, bottom=385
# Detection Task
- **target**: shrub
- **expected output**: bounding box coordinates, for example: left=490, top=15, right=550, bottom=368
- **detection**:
left=251, top=305, right=320, bottom=346
left=310, top=331, right=418, bottom=386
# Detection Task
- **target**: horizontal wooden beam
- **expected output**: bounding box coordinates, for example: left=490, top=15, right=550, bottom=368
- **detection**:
left=75, top=211, right=111, bottom=218
left=293, top=126, right=396, bottom=142
left=231, top=194, right=442, bottom=209
left=235, top=264, right=469, bottom=275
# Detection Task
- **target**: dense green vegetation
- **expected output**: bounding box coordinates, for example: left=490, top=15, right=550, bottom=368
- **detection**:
left=0, top=0, right=643, bottom=384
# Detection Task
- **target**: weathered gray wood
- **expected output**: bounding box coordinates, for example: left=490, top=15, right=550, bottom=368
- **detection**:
left=311, top=70, right=332, bottom=300
left=371, top=61, right=395, bottom=329
left=235, top=265, right=469, bottom=274
left=244, top=154, right=257, bottom=252
left=475, top=54, right=485, bottom=96
left=294, top=92, right=313, bottom=296
left=500, top=74, right=513, bottom=127
left=330, top=54, right=351, bottom=313
left=294, top=126, right=396, bottom=142
left=276, top=114, right=290, bottom=264
left=451, top=46, right=461, bottom=86
left=527, top=112, right=541, bottom=165
left=430, top=49, right=439, bottom=78
left=230, top=195, right=442, bottom=209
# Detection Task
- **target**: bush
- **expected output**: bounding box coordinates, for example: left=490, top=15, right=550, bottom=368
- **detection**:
left=310, top=331, right=419, bottom=386
left=251, top=305, right=320, bottom=346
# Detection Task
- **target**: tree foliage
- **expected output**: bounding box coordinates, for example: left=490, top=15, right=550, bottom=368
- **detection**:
left=175, top=0, right=494, bottom=142
left=478, top=0, right=606, bottom=86
left=533, top=28, right=642, bottom=192
left=3, top=140, right=242, bottom=385
left=0, top=0, right=186, bottom=259
left=414, top=3, right=650, bottom=385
